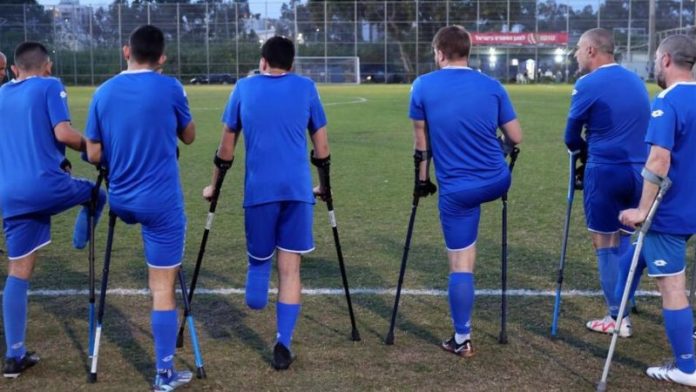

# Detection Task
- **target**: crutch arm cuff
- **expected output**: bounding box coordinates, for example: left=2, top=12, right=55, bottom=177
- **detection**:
left=214, top=149, right=234, bottom=170
left=641, top=167, right=671, bottom=190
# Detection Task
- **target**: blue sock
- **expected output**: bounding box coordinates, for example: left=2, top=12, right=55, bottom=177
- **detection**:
left=448, top=272, right=474, bottom=335
left=663, top=307, right=696, bottom=374
left=151, top=310, right=178, bottom=373
left=245, top=257, right=272, bottom=310
left=615, top=239, right=646, bottom=316
left=3, top=276, right=29, bottom=359
left=72, top=189, right=106, bottom=250
left=276, top=302, right=301, bottom=350
left=597, top=248, right=621, bottom=317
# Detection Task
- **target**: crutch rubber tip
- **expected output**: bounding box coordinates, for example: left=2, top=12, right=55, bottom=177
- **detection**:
left=385, top=334, right=395, bottom=346
left=197, top=367, right=207, bottom=379
left=498, top=333, right=508, bottom=345
left=596, top=381, right=607, bottom=392
left=351, top=330, right=361, bottom=342
left=88, top=373, right=97, bottom=383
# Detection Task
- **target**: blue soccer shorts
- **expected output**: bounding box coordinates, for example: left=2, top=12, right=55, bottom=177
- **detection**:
left=113, top=206, right=186, bottom=269
left=244, top=201, right=314, bottom=260
left=438, top=174, right=510, bottom=251
left=583, top=163, right=642, bottom=234
left=642, top=231, right=691, bottom=277
left=3, top=177, right=98, bottom=260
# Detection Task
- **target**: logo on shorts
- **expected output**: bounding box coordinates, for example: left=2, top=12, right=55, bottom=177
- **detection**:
left=572, top=89, right=578, bottom=96
left=653, top=259, right=668, bottom=267
left=60, top=91, right=67, bottom=99
left=651, top=109, right=664, bottom=118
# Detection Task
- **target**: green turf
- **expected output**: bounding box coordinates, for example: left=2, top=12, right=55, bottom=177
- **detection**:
left=1, top=83, right=685, bottom=391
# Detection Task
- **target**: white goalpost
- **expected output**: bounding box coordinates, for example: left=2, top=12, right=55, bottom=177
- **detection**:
left=293, top=56, right=361, bottom=84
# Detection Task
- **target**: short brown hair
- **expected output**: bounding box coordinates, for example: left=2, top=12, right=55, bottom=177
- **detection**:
left=432, top=25, right=471, bottom=60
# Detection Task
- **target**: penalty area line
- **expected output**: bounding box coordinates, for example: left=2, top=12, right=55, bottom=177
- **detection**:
left=16, top=288, right=662, bottom=297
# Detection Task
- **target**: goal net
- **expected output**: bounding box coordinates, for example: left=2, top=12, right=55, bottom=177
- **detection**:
left=293, top=56, right=361, bottom=84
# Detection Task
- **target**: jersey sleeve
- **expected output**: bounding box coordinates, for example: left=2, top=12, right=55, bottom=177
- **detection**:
left=46, top=79, right=71, bottom=128
left=84, top=93, right=102, bottom=142
left=173, top=80, right=192, bottom=132
left=307, top=83, right=327, bottom=134
left=567, top=77, right=595, bottom=122
left=221, top=84, right=242, bottom=133
left=408, top=77, right=425, bottom=121
left=645, top=97, right=677, bottom=151
left=497, top=83, right=517, bottom=126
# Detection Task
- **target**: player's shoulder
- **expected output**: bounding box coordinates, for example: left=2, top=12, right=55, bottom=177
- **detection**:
left=657, top=81, right=696, bottom=100
left=288, top=73, right=317, bottom=88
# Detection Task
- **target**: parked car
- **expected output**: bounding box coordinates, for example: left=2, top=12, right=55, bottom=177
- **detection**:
left=189, top=73, right=236, bottom=85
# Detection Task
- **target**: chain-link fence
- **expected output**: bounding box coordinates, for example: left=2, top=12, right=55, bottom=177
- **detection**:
left=0, top=0, right=692, bottom=85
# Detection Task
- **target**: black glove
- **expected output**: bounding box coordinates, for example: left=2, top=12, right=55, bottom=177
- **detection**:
left=414, top=179, right=437, bottom=198
left=574, top=149, right=587, bottom=190
left=498, top=135, right=514, bottom=158
left=311, top=150, right=331, bottom=202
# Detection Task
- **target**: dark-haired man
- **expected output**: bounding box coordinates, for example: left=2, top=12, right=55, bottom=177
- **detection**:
left=206, top=35, right=329, bottom=370
left=84, top=25, right=196, bottom=391
left=408, top=25, right=522, bottom=357
left=0, top=41, right=106, bottom=378
left=620, top=34, right=696, bottom=387
left=565, top=28, right=650, bottom=338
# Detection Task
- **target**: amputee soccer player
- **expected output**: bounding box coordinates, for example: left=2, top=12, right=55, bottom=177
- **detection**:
left=565, top=28, right=650, bottom=337
left=0, top=42, right=106, bottom=378
left=619, top=34, right=696, bottom=387
left=205, top=36, right=329, bottom=370
left=408, top=26, right=522, bottom=357
left=84, top=25, right=196, bottom=391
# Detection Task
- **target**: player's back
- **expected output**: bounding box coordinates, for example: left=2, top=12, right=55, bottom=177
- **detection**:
left=233, top=74, right=321, bottom=206
left=410, top=68, right=513, bottom=195
left=88, top=71, right=187, bottom=212
left=649, top=82, right=696, bottom=234
left=0, top=77, right=72, bottom=218
left=575, top=65, right=650, bottom=164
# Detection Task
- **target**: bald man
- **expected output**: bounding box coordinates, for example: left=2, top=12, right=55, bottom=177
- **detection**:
left=620, top=34, right=696, bottom=387
left=0, top=52, right=7, bottom=83
left=564, top=28, right=650, bottom=338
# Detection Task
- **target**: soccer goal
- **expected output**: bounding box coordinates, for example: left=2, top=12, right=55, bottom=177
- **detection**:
left=293, top=56, right=361, bottom=84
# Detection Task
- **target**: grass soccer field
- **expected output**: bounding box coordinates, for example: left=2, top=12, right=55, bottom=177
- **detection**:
left=1, top=83, right=689, bottom=391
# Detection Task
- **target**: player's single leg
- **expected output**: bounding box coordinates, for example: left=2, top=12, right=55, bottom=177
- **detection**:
left=2, top=215, right=49, bottom=378
left=244, top=203, right=279, bottom=310
left=616, top=233, right=646, bottom=310
left=138, top=207, right=192, bottom=390
left=438, top=177, right=509, bottom=357
left=274, top=250, right=302, bottom=370
left=643, top=232, right=696, bottom=387
left=584, top=164, right=633, bottom=337
left=272, top=201, right=314, bottom=370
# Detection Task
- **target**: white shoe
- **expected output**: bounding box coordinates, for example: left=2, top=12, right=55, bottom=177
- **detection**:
left=585, top=315, right=632, bottom=338
left=646, top=362, right=696, bottom=387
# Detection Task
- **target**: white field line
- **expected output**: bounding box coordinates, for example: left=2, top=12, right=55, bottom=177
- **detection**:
left=190, top=97, right=368, bottom=112
left=16, top=288, right=663, bottom=298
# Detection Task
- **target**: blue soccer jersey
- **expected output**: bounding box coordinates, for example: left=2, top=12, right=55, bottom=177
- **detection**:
left=0, top=77, right=74, bottom=218
left=85, top=70, right=192, bottom=212
left=221, top=73, right=327, bottom=207
left=645, top=82, right=696, bottom=235
left=409, top=67, right=517, bottom=195
left=566, top=64, right=650, bottom=164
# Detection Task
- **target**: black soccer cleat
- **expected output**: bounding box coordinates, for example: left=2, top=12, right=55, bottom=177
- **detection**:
left=440, top=336, right=475, bottom=358
left=3, top=351, right=40, bottom=378
left=271, top=342, right=294, bottom=371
